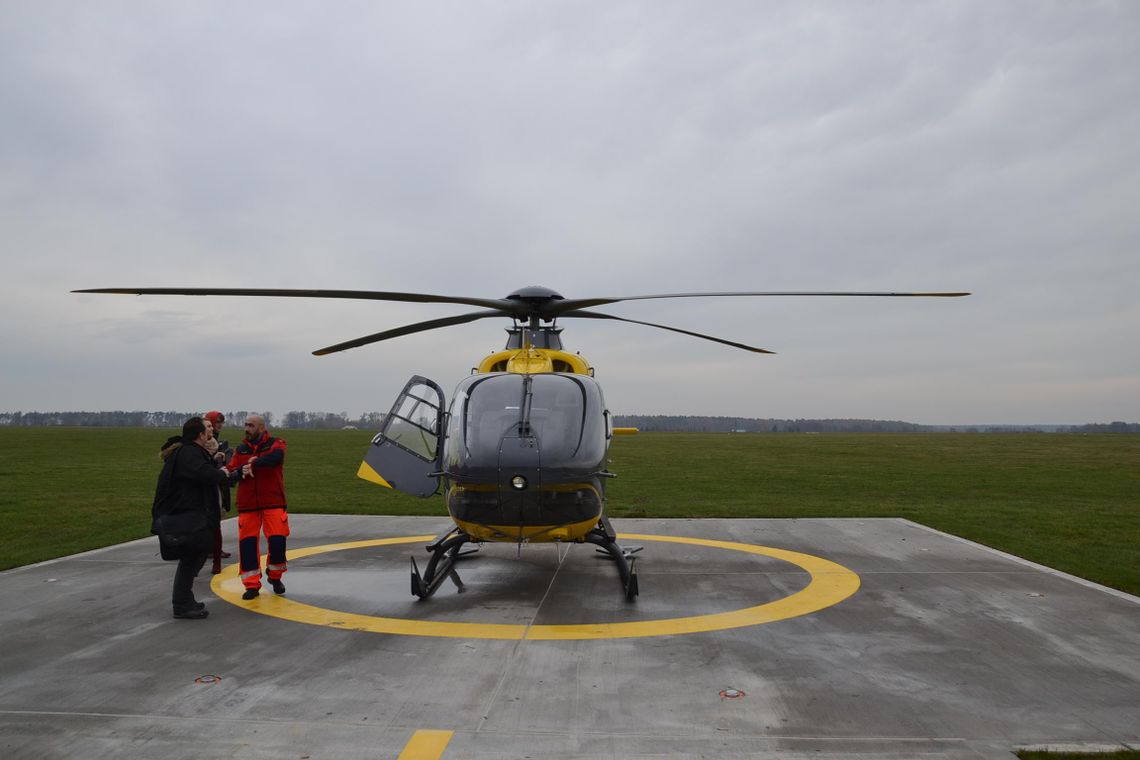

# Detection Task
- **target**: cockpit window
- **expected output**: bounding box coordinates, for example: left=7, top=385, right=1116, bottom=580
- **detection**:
left=444, top=373, right=607, bottom=471
left=527, top=374, right=588, bottom=457
left=461, top=375, right=526, bottom=456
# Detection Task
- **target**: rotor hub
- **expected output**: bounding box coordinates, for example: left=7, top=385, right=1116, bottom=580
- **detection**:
left=505, top=285, right=564, bottom=303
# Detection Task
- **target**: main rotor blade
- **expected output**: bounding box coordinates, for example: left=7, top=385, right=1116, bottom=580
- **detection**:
left=562, top=309, right=775, bottom=354
left=313, top=309, right=507, bottom=356
left=74, top=286, right=970, bottom=323
left=553, top=291, right=971, bottom=316
left=72, top=287, right=514, bottom=313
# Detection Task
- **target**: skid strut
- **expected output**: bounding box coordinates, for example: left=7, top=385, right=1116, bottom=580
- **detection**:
left=586, top=516, right=640, bottom=601
left=411, top=529, right=478, bottom=599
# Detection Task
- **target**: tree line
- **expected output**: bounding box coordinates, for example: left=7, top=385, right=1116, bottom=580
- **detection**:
left=2, top=410, right=1136, bottom=432
left=0, top=411, right=275, bottom=428
left=0, top=410, right=382, bottom=429
left=613, top=416, right=1140, bottom=433
left=612, top=415, right=932, bottom=433
left=0, top=410, right=392, bottom=430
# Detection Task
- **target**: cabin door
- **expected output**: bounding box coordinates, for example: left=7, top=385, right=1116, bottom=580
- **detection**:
left=357, top=375, right=446, bottom=498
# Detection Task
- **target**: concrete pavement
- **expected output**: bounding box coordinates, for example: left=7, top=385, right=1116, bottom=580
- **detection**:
left=1, top=516, right=1137, bottom=759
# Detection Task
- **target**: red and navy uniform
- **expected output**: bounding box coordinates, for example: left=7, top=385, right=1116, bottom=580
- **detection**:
left=229, top=432, right=289, bottom=590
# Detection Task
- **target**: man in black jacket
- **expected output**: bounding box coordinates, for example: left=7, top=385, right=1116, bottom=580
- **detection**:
left=153, top=417, right=244, bottom=619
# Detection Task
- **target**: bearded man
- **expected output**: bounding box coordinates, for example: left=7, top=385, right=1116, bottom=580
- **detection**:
left=228, top=414, right=290, bottom=600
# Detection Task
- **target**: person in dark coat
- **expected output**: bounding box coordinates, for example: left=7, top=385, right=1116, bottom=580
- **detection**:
left=153, top=417, right=244, bottom=619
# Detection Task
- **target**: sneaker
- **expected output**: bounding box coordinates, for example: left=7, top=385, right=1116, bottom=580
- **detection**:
left=173, top=608, right=209, bottom=619
left=220, top=551, right=232, bottom=558
left=242, top=588, right=259, bottom=600
left=270, top=579, right=286, bottom=595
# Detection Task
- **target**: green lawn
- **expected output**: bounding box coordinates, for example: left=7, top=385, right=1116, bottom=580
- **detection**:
left=0, top=429, right=1136, bottom=596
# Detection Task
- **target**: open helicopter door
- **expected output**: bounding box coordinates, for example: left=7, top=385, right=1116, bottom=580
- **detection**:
left=358, top=375, right=446, bottom=498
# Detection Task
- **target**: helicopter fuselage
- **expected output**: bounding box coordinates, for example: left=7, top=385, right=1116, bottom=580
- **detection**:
left=441, top=368, right=611, bottom=543
left=358, top=326, right=617, bottom=546
left=356, top=334, right=642, bottom=598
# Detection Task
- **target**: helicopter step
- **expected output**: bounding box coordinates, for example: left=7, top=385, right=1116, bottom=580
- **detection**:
left=411, top=528, right=480, bottom=600
left=585, top=516, right=640, bottom=602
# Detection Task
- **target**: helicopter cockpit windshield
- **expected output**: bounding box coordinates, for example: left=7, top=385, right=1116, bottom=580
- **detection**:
left=444, top=372, right=608, bottom=474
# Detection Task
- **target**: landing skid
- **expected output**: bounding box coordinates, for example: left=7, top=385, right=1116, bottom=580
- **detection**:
left=410, top=519, right=640, bottom=601
left=411, top=528, right=479, bottom=600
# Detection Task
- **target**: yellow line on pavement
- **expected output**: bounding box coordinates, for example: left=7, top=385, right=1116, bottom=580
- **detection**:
left=212, top=533, right=860, bottom=639
left=397, top=730, right=453, bottom=759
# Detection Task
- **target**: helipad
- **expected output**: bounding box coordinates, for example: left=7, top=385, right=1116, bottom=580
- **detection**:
left=1, top=516, right=1137, bottom=760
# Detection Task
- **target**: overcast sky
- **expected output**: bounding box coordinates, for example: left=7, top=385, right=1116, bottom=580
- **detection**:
left=2, top=1, right=1137, bottom=425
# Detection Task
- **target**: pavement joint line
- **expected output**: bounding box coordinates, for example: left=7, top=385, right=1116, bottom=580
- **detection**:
left=902, top=519, right=1140, bottom=604
left=0, top=709, right=452, bottom=731
left=439, top=728, right=981, bottom=743
left=0, top=536, right=156, bottom=573
left=7, top=710, right=1128, bottom=746
left=851, top=570, right=1044, bottom=575
left=71, top=559, right=169, bottom=565
left=526, top=531, right=572, bottom=631
left=472, top=548, right=572, bottom=732
left=0, top=711, right=1002, bottom=744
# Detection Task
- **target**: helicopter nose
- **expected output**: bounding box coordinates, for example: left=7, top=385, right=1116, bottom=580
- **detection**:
left=498, top=433, right=541, bottom=521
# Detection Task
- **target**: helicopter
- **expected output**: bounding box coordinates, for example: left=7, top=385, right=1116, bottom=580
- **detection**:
left=73, top=284, right=969, bottom=601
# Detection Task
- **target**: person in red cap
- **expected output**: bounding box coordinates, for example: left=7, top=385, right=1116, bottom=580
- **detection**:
left=203, top=411, right=233, bottom=573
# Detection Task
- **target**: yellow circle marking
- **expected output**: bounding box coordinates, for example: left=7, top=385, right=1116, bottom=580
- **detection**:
left=211, top=533, right=860, bottom=640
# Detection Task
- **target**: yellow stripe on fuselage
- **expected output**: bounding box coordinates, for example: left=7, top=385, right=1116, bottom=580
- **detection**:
left=453, top=513, right=600, bottom=543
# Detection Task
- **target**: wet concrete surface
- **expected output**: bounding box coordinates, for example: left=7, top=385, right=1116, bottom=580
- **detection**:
left=1, top=516, right=1137, bottom=759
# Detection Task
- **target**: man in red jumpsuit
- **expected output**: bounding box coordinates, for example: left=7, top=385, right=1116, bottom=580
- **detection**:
left=228, top=414, right=289, bottom=600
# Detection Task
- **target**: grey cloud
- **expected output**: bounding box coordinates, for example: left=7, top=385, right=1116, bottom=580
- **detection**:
left=1, top=1, right=1137, bottom=423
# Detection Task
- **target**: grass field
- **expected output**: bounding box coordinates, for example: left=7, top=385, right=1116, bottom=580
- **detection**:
left=0, top=428, right=1136, bottom=596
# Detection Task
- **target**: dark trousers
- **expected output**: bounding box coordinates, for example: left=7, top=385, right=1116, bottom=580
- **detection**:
left=172, top=551, right=208, bottom=612
left=211, top=522, right=224, bottom=573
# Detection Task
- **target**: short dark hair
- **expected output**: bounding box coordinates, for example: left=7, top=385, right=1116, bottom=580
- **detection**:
left=182, top=416, right=206, bottom=441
